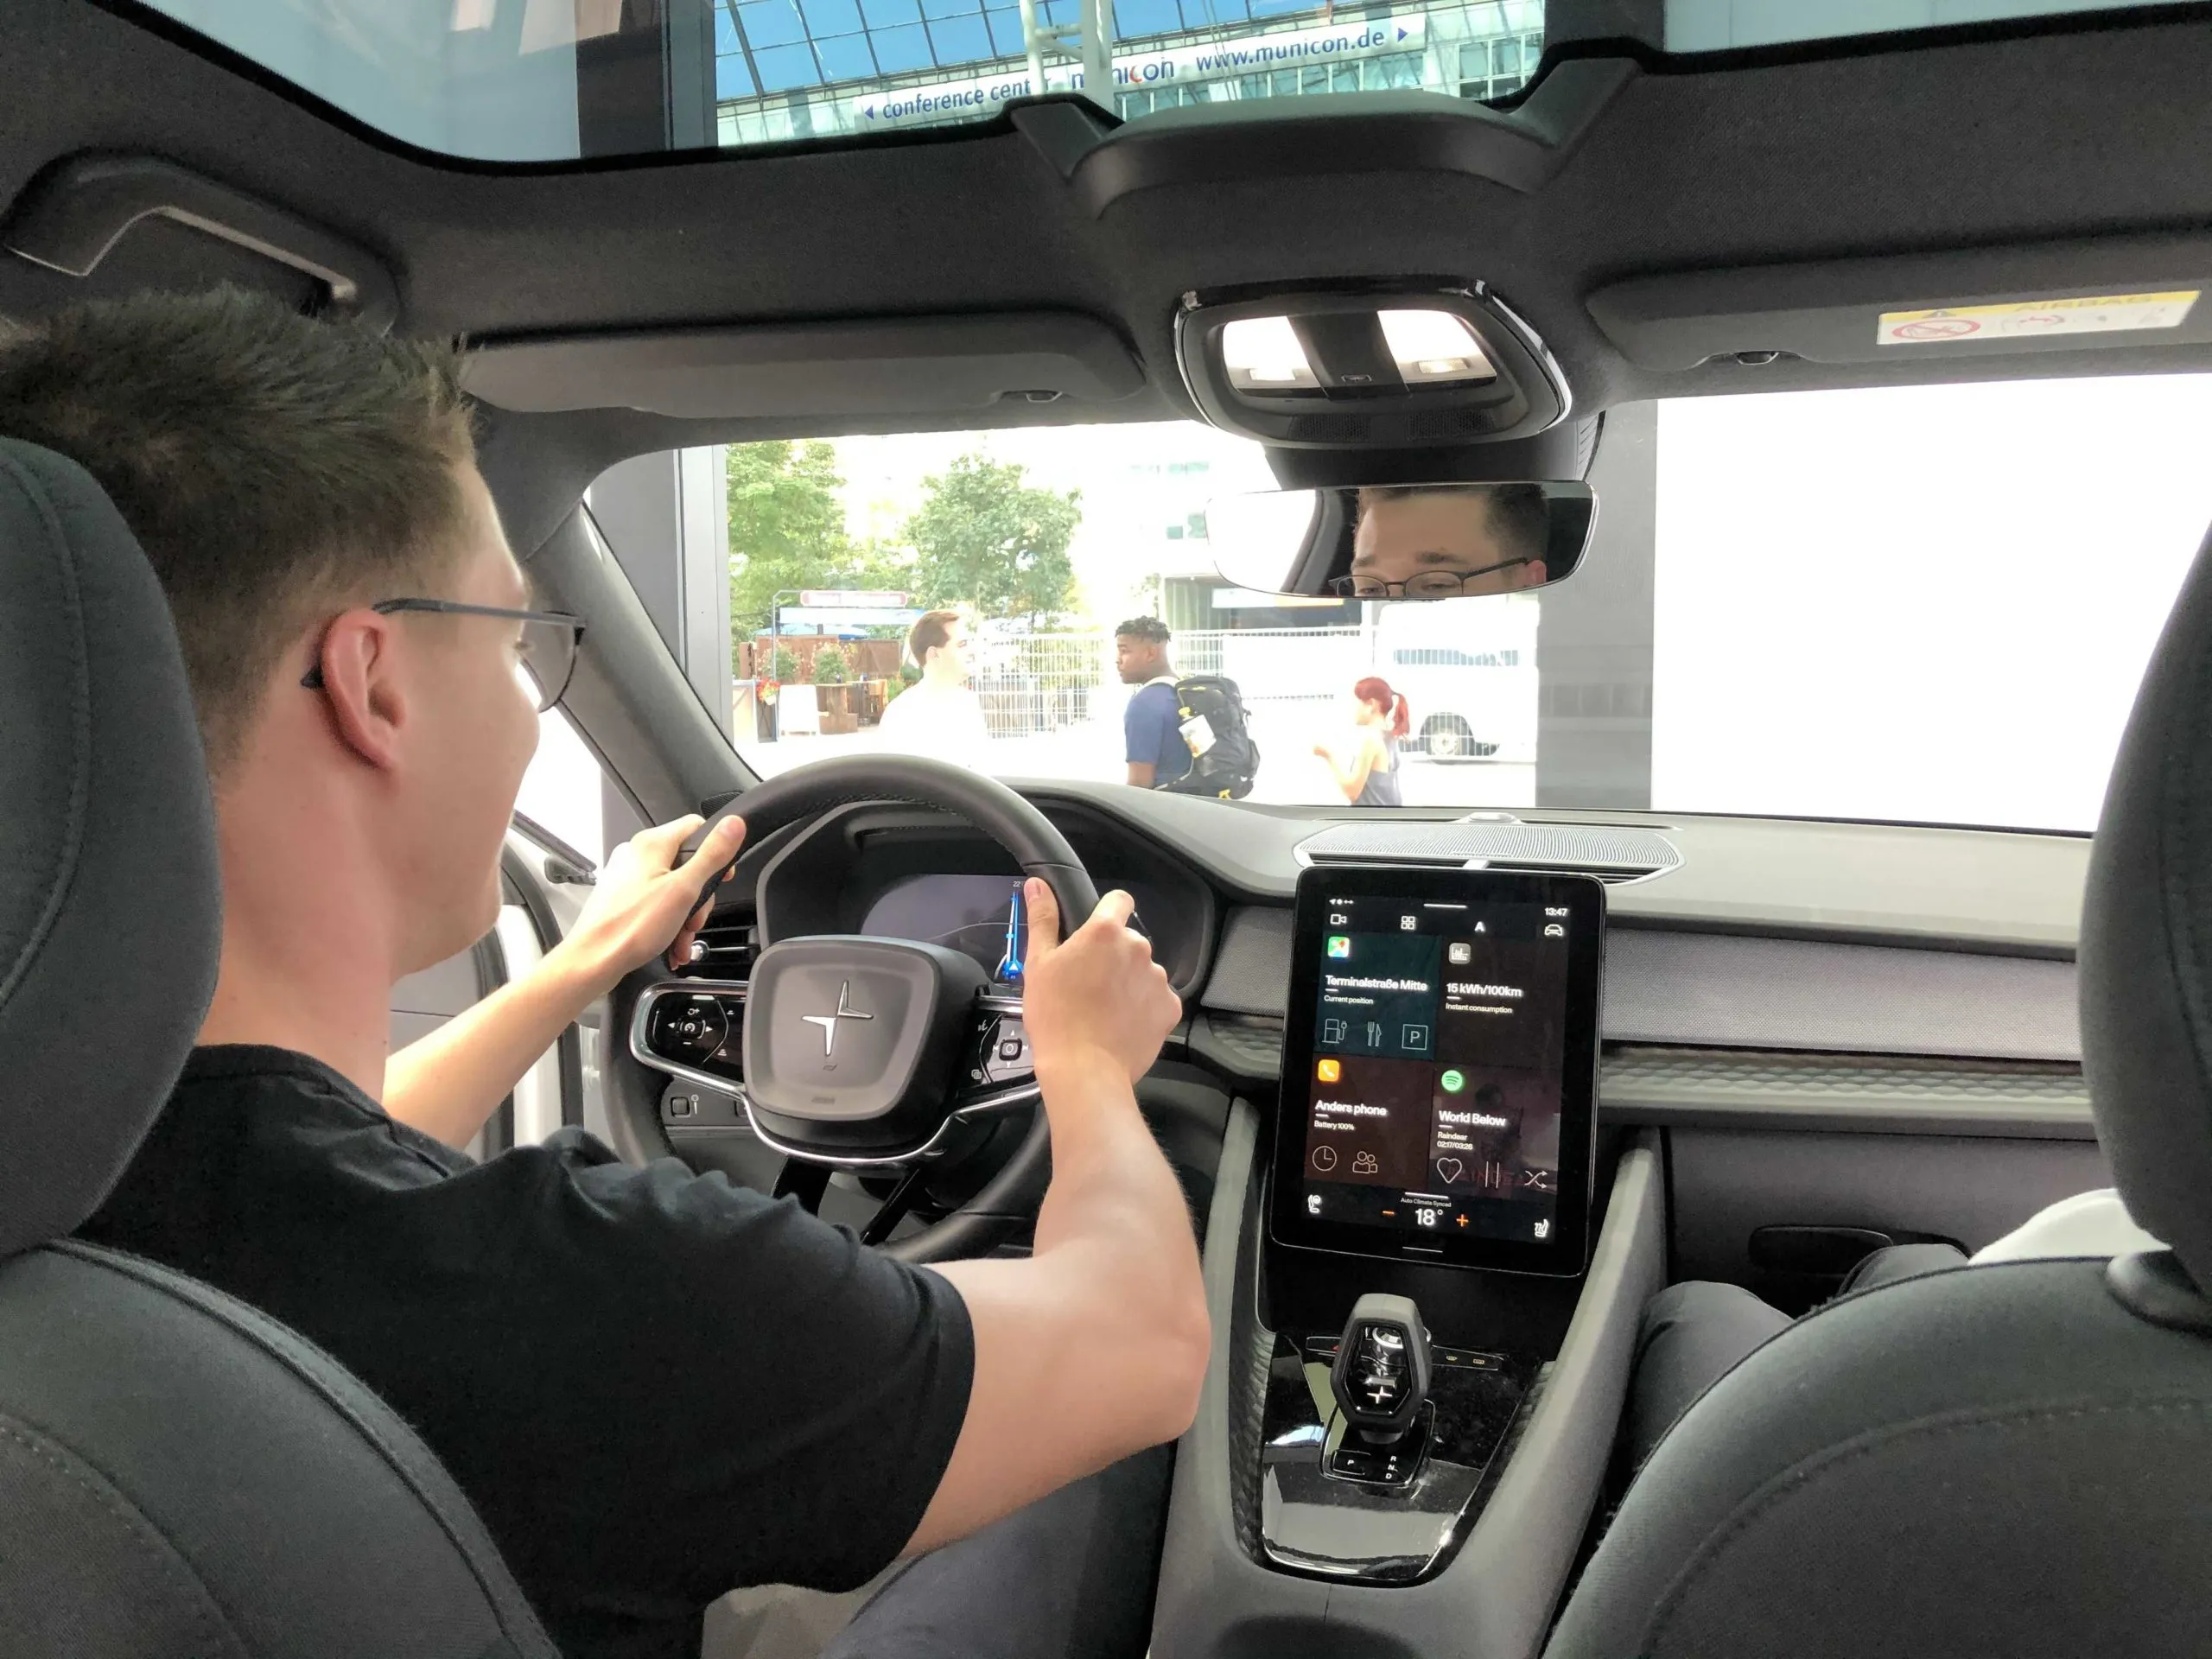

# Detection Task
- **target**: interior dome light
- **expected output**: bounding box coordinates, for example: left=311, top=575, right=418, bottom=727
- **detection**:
left=1380, top=309, right=1497, bottom=385
left=1222, top=315, right=1319, bottom=391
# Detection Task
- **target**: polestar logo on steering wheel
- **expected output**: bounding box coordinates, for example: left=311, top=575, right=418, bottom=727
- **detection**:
left=801, top=981, right=874, bottom=1059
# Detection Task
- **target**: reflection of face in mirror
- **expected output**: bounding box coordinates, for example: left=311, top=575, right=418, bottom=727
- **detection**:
left=1344, top=484, right=1549, bottom=599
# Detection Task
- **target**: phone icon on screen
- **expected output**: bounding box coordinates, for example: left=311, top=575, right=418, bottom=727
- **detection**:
left=1316, top=1058, right=1341, bottom=1084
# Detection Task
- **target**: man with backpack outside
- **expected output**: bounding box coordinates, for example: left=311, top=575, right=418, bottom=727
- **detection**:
left=1116, top=616, right=1192, bottom=790
left=1114, top=615, right=1260, bottom=798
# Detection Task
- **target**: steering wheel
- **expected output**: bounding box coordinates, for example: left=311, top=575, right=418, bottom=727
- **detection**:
left=612, top=755, right=1098, bottom=1263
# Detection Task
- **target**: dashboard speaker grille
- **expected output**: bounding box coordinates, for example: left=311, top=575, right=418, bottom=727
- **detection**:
left=1296, top=820, right=1681, bottom=883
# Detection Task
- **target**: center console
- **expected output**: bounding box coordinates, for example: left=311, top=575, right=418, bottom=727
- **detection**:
left=1149, top=865, right=1666, bottom=1659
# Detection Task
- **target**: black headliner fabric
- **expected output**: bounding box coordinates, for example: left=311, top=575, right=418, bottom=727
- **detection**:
left=2080, top=520, right=2212, bottom=1289
left=0, top=437, right=219, bottom=1258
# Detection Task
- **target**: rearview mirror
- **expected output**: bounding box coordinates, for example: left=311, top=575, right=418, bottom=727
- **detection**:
left=1207, top=480, right=1596, bottom=601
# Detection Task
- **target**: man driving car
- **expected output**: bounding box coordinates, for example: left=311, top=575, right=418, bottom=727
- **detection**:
left=1, top=288, right=1209, bottom=1659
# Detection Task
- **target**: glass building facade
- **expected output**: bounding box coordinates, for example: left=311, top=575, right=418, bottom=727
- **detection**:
left=715, top=0, right=1544, bottom=144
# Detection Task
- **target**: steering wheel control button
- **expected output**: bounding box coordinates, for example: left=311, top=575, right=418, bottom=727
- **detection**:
left=741, top=936, right=988, bottom=1157
left=650, top=995, right=730, bottom=1064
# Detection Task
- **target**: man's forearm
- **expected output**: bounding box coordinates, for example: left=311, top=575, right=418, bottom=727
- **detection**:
left=918, top=1052, right=1207, bottom=1551
left=383, top=945, right=600, bottom=1147
left=1029, top=1054, right=1208, bottom=1359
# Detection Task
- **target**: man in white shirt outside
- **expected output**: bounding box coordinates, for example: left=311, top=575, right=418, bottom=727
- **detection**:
left=877, top=607, right=992, bottom=766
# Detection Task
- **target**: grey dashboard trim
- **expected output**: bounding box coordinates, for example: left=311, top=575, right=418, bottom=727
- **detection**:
left=1602, top=929, right=2080, bottom=1062
left=1600, top=1046, right=2093, bottom=1141
left=1201, top=907, right=2082, bottom=1063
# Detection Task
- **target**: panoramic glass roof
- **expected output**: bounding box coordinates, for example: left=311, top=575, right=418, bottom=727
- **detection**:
left=131, top=0, right=2182, bottom=164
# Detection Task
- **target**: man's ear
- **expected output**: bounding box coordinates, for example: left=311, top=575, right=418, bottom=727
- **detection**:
left=311, top=609, right=408, bottom=772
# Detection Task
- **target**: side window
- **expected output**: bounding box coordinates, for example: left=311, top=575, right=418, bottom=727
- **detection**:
left=386, top=710, right=632, bottom=1156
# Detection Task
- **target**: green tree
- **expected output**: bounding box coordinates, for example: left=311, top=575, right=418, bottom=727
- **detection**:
left=728, top=441, right=901, bottom=663
left=904, top=454, right=1081, bottom=626
left=770, top=645, right=799, bottom=683
left=812, top=643, right=850, bottom=684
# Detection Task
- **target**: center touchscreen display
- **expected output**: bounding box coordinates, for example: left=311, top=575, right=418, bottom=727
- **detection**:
left=1268, top=865, right=1605, bottom=1275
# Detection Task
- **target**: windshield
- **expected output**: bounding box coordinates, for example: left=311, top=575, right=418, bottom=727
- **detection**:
left=690, top=373, right=2212, bottom=830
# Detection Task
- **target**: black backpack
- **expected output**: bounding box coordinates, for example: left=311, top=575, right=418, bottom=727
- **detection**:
left=1161, top=674, right=1260, bottom=800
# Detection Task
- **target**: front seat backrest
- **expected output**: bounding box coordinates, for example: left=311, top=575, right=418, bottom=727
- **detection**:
left=0, top=437, right=558, bottom=1657
left=1543, top=518, right=2212, bottom=1659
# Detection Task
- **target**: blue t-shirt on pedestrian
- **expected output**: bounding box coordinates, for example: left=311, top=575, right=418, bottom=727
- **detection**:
left=1125, top=678, right=1192, bottom=788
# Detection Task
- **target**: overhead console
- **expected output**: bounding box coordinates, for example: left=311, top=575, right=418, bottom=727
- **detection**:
left=1175, top=280, right=1573, bottom=448
left=1150, top=861, right=1664, bottom=1658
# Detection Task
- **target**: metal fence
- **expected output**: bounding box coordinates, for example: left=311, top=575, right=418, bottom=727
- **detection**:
left=970, top=626, right=1389, bottom=741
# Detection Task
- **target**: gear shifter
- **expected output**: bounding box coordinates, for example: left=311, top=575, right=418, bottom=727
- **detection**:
left=1327, top=1294, right=1433, bottom=1482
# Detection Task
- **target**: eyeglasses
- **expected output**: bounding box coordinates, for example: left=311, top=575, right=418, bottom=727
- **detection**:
left=301, top=599, right=588, bottom=713
left=1328, top=558, right=1535, bottom=600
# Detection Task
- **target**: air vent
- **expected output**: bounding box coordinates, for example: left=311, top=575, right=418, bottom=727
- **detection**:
left=678, top=916, right=757, bottom=979
left=1296, top=818, right=1681, bottom=885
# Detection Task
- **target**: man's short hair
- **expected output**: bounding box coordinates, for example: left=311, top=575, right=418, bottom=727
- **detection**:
left=1483, top=483, right=1548, bottom=566
left=0, top=286, right=477, bottom=772
left=1116, top=616, right=1171, bottom=645
left=907, top=607, right=962, bottom=668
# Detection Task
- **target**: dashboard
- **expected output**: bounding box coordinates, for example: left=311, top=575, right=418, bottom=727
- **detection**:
left=662, top=781, right=2097, bottom=1147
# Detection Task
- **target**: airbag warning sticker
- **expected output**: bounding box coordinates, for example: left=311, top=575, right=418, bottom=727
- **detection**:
left=1878, top=290, right=2199, bottom=346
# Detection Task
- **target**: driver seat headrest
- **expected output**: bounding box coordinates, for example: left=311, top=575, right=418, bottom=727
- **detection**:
left=2082, top=515, right=2212, bottom=1293
left=0, top=437, right=219, bottom=1259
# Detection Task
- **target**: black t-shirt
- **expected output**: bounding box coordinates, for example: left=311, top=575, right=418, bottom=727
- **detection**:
left=78, top=1046, right=974, bottom=1659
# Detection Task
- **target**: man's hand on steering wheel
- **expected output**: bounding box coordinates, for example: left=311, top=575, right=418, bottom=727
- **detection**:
left=1020, top=880, right=1182, bottom=1088
left=555, top=813, right=749, bottom=997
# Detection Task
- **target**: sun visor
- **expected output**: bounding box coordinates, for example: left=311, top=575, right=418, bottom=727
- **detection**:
left=461, top=313, right=1147, bottom=418
left=1588, top=233, right=2212, bottom=372
left=1263, top=416, right=1600, bottom=489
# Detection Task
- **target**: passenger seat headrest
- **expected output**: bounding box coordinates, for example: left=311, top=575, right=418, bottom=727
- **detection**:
left=2082, top=518, right=2212, bottom=1294
left=0, top=439, right=220, bottom=1259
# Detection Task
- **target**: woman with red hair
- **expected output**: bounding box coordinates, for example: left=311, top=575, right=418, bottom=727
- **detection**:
left=1313, top=675, right=1409, bottom=806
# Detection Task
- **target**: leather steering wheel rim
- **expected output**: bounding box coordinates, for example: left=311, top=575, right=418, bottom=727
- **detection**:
left=620, top=754, right=1096, bottom=1264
